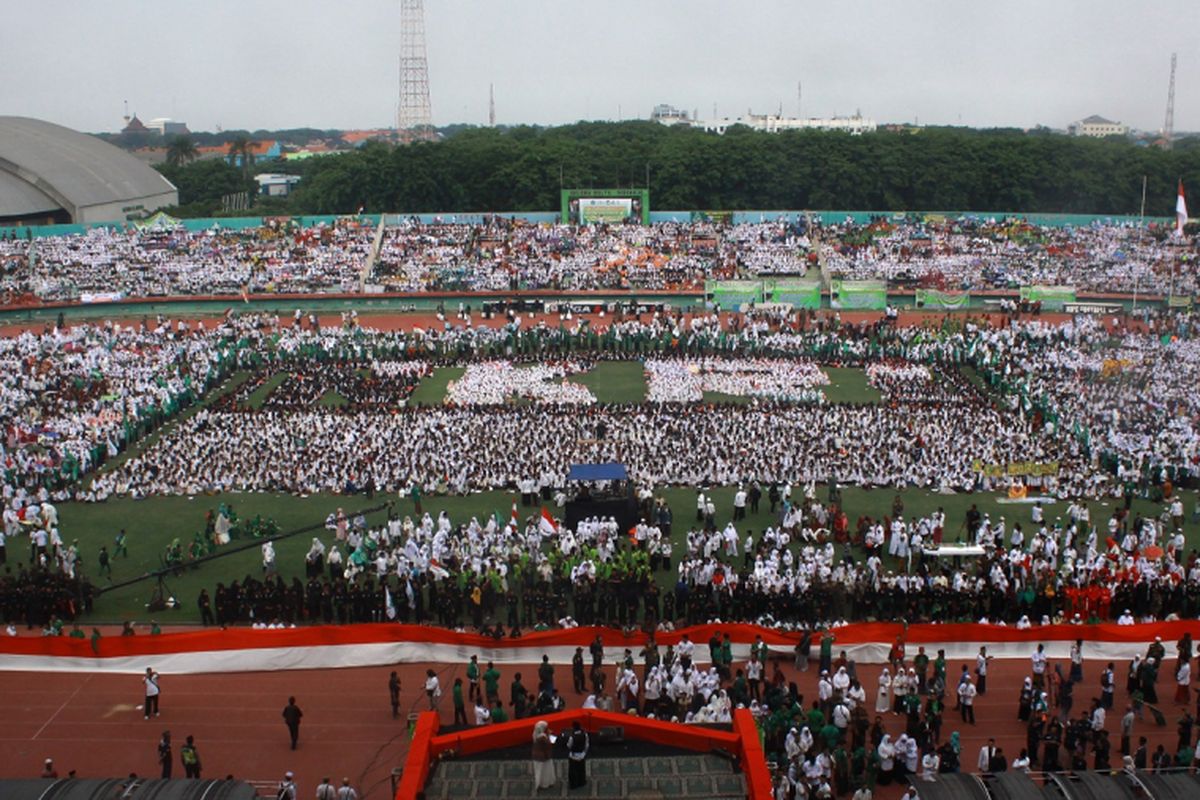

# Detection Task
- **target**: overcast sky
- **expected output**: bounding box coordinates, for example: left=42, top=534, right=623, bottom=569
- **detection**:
left=2, top=0, right=1196, bottom=134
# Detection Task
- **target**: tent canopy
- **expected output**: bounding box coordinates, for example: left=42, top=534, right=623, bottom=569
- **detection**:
left=567, top=463, right=628, bottom=481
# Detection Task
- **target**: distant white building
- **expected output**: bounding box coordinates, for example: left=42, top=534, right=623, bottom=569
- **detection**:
left=145, top=117, right=191, bottom=137
left=255, top=173, right=301, bottom=197
left=652, top=106, right=876, bottom=135
left=651, top=104, right=691, bottom=124
left=1068, top=115, right=1128, bottom=138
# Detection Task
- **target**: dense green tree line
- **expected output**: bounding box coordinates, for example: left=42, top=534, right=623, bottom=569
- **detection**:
left=160, top=122, right=1200, bottom=217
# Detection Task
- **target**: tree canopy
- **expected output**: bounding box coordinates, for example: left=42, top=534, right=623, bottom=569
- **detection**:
left=165, top=122, right=1200, bottom=218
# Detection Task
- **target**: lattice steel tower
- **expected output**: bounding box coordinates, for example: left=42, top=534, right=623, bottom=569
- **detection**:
left=398, top=0, right=434, bottom=141
left=1162, top=52, right=1177, bottom=150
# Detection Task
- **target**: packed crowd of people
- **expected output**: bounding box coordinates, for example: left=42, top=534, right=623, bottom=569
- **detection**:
left=4, top=308, right=1200, bottom=507
left=0, top=219, right=374, bottom=300
left=820, top=216, right=1197, bottom=296
left=2, top=216, right=1194, bottom=302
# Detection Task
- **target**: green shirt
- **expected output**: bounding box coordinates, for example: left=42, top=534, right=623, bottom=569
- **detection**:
left=820, top=635, right=834, bottom=658
left=453, top=684, right=464, bottom=709
left=467, top=661, right=479, bottom=681
left=491, top=706, right=508, bottom=724
left=484, top=668, right=501, bottom=694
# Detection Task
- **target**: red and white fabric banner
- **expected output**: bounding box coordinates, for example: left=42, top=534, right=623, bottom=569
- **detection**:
left=1, top=621, right=1195, bottom=675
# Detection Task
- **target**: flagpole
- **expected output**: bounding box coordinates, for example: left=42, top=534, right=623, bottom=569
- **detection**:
left=1134, top=175, right=1146, bottom=311
left=1170, top=176, right=1181, bottom=302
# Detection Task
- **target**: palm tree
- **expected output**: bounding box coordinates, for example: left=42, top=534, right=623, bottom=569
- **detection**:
left=164, top=135, right=198, bottom=168
left=227, top=136, right=256, bottom=180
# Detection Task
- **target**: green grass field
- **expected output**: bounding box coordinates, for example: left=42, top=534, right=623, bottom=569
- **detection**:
left=55, top=484, right=1199, bottom=624
left=574, top=361, right=647, bottom=403
left=410, top=366, right=465, bottom=405
left=823, top=367, right=883, bottom=404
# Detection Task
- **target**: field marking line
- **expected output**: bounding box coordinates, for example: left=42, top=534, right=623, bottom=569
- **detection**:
left=32, top=674, right=92, bottom=740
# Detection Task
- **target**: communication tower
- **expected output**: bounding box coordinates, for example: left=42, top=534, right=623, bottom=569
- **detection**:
left=398, top=0, right=434, bottom=142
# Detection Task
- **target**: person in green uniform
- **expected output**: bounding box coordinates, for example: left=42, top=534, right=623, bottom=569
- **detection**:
left=452, top=678, right=467, bottom=726
left=483, top=661, right=502, bottom=706
left=466, top=655, right=480, bottom=703
left=820, top=630, right=836, bottom=674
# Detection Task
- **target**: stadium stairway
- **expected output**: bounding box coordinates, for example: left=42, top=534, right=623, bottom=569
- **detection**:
left=423, top=753, right=747, bottom=799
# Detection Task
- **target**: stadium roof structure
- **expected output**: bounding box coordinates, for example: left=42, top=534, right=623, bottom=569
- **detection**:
left=567, top=462, right=628, bottom=481
left=906, top=774, right=990, bottom=800
left=0, top=116, right=178, bottom=225
left=0, top=778, right=256, bottom=800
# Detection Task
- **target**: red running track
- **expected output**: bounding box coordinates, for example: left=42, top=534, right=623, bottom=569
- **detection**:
left=0, top=657, right=1189, bottom=800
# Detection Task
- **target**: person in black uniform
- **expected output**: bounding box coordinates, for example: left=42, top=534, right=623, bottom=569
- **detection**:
left=282, top=696, right=304, bottom=749
left=566, top=721, right=589, bottom=789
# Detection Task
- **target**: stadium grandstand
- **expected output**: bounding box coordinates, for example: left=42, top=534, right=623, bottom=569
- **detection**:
left=0, top=116, right=178, bottom=226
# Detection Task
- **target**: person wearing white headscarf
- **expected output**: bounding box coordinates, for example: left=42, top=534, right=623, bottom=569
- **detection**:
left=531, top=720, right=555, bottom=788
left=877, top=735, right=895, bottom=785
left=876, top=668, right=891, bottom=714
left=833, top=666, right=850, bottom=696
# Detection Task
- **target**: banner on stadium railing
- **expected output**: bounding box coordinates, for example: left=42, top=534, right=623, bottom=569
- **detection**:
left=1019, top=285, right=1076, bottom=310
left=79, top=291, right=125, bottom=304
left=831, top=280, right=887, bottom=310
left=915, top=288, right=969, bottom=309
left=972, top=459, right=1060, bottom=477
left=1168, top=295, right=1194, bottom=308
left=766, top=279, right=821, bottom=309
left=705, top=280, right=763, bottom=309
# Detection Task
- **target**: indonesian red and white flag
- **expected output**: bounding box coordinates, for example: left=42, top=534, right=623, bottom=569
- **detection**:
left=539, top=507, right=557, bottom=536
left=1178, top=180, right=1189, bottom=238
left=509, top=500, right=519, bottom=529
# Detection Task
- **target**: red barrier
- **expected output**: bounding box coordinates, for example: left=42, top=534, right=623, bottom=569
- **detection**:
left=733, top=707, right=773, bottom=799
left=399, top=708, right=770, bottom=800
left=396, top=711, right=440, bottom=800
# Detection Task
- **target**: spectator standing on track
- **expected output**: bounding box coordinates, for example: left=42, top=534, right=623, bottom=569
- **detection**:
left=277, top=771, right=297, bottom=800
left=452, top=677, right=467, bottom=726
left=316, top=777, right=335, bottom=800
left=466, top=655, right=480, bottom=704
left=180, top=735, right=201, bottom=779
left=143, top=668, right=161, bottom=719
left=388, top=672, right=401, bottom=718
left=959, top=676, right=976, bottom=724
left=424, top=670, right=441, bottom=713
left=157, top=731, right=172, bottom=779
left=976, top=647, right=992, bottom=695
left=484, top=661, right=502, bottom=706
left=41, top=758, right=57, bottom=778
left=282, top=697, right=304, bottom=750
left=336, top=778, right=358, bottom=800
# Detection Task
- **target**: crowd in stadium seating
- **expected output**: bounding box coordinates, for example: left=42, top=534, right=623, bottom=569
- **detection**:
left=1, top=217, right=1194, bottom=300
left=820, top=217, right=1197, bottom=296
left=0, top=220, right=373, bottom=300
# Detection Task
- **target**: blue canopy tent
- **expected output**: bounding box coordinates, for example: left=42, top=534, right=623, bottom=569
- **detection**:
left=564, top=463, right=638, bottom=533
left=567, top=463, right=628, bottom=482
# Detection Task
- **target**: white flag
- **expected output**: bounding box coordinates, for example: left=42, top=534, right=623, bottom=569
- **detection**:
left=385, top=586, right=397, bottom=620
